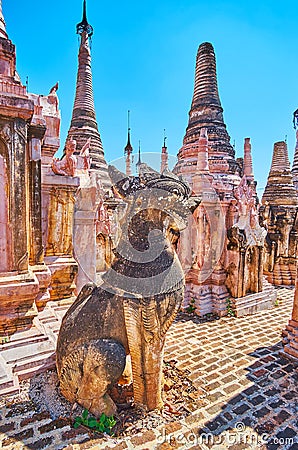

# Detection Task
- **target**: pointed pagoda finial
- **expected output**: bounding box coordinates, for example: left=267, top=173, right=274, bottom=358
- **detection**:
left=125, top=110, right=133, bottom=176
left=136, top=140, right=142, bottom=169
left=77, top=0, right=93, bottom=37
left=0, top=0, right=8, bottom=39
left=161, top=129, right=169, bottom=173
left=124, top=110, right=133, bottom=154
left=163, top=128, right=167, bottom=148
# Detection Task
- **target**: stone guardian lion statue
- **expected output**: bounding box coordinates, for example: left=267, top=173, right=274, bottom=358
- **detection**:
left=56, top=164, right=197, bottom=416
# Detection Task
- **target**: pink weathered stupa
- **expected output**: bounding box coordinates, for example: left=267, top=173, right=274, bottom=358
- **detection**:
left=175, top=42, right=275, bottom=317
left=260, top=141, right=298, bottom=286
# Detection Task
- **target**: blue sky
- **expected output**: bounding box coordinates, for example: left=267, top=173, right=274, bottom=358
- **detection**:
left=5, top=0, right=298, bottom=196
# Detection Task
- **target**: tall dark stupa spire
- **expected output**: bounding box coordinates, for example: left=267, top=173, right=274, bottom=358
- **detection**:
left=182, top=42, right=235, bottom=166
left=65, top=0, right=111, bottom=189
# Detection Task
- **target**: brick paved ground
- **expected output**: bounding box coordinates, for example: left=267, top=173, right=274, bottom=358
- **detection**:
left=0, top=286, right=297, bottom=449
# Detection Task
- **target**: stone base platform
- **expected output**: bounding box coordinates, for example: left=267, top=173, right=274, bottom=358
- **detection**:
left=184, top=268, right=230, bottom=317
left=0, top=297, right=74, bottom=396
left=232, top=278, right=277, bottom=317
left=0, top=286, right=297, bottom=450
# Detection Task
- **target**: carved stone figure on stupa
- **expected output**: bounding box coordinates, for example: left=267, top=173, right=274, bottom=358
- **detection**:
left=52, top=138, right=91, bottom=176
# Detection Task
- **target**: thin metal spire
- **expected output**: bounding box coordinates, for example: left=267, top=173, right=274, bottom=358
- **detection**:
left=77, top=0, right=93, bottom=37
left=137, top=140, right=142, bottom=166
left=124, top=110, right=133, bottom=154
left=124, top=110, right=133, bottom=176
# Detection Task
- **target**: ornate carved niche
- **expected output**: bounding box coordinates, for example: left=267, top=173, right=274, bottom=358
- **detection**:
left=0, top=140, right=11, bottom=271
left=96, top=233, right=106, bottom=272
left=243, top=246, right=260, bottom=295
left=192, top=204, right=212, bottom=271
left=46, top=187, right=75, bottom=256
left=28, top=124, right=46, bottom=266
left=95, top=202, right=113, bottom=272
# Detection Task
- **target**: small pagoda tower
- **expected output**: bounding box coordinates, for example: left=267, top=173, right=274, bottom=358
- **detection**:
left=65, top=0, right=111, bottom=190
left=260, top=141, right=298, bottom=285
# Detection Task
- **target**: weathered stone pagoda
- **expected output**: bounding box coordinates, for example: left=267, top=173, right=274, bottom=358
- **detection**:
left=61, top=0, right=115, bottom=291
left=0, top=0, right=116, bottom=333
left=0, top=10, right=34, bottom=329
left=260, top=141, right=298, bottom=285
left=65, top=0, right=111, bottom=190
left=175, top=42, right=275, bottom=317
left=0, top=0, right=77, bottom=332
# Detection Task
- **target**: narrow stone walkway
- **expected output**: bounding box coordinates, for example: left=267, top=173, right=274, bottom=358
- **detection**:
left=0, top=287, right=297, bottom=449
